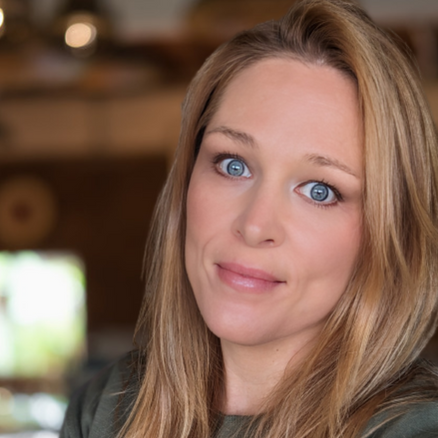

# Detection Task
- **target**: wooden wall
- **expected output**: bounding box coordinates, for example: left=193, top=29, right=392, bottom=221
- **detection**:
left=0, top=155, right=168, bottom=333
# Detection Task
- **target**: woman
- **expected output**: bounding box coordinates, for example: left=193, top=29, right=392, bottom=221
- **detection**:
left=61, top=0, right=438, bottom=437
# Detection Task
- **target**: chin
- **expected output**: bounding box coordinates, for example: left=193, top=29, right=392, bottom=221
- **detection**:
left=204, top=317, right=278, bottom=347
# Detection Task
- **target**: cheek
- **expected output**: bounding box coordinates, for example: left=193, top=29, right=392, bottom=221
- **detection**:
left=281, top=213, right=362, bottom=329
left=327, top=212, right=362, bottom=269
left=186, top=171, right=237, bottom=250
left=186, top=176, right=216, bottom=248
left=185, top=173, right=224, bottom=282
left=286, top=207, right=362, bottom=287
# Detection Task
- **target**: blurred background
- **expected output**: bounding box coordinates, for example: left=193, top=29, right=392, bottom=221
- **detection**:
left=0, top=0, right=437, bottom=436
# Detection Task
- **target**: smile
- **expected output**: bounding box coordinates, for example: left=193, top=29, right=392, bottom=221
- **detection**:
left=216, top=262, right=285, bottom=293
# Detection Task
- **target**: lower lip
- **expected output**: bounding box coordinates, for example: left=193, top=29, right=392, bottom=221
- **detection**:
left=216, top=264, right=283, bottom=293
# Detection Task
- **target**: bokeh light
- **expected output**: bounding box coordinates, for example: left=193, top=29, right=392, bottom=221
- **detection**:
left=0, top=251, right=86, bottom=379
left=65, top=22, right=97, bottom=49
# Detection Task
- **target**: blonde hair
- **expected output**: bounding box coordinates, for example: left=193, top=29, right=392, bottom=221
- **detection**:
left=120, top=1, right=438, bottom=437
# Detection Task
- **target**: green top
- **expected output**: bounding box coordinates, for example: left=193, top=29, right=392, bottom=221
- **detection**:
left=60, top=352, right=438, bottom=438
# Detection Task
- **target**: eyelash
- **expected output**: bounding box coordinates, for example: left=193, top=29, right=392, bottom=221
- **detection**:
left=302, top=180, right=343, bottom=209
left=211, top=152, right=344, bottom=208
left=211, top=152, right=250, bottom=180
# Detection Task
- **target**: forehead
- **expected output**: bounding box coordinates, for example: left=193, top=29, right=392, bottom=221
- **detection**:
left=207, top=58, right=362, bottom=175
left=215, top=57, right=359, bottom=122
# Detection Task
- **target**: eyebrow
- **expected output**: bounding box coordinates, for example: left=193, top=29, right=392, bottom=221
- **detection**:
left=205, top=126, right=257, bottom=149
left=205, top=126, right=358, bottom=178
left=305, top=153, right=359, bottom=178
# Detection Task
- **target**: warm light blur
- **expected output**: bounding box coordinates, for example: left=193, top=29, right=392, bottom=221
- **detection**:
left=0, top=8, right=4, bottom=29
left=0, top=251, right=86, bottom=379
left=65, top=22, right=97, bottom=49
left=0, top=387, right=13, bottom=415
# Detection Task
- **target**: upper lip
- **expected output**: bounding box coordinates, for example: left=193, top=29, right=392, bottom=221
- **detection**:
left=217, top=262, right=285, bottom=283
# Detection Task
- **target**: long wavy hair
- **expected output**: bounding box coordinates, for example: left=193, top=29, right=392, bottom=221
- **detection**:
left=119, top=1, right=438, bottom=437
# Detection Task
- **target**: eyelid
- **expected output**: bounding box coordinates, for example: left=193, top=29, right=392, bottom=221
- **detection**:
left=212, top=153, right=252, bottom=178
left=212, top=152, right=244, bottom=165
left=296, top=180, right=343, bottom=208
left=210, top=153, right=343, bottom=207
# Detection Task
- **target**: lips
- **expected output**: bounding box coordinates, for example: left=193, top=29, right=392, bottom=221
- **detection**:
left=216, top=262, right=285, bottom=293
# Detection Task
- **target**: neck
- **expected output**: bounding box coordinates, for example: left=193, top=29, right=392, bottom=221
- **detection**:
left=220, top=335, right=315, bottom=415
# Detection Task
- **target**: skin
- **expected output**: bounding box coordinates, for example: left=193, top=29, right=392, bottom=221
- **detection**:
left=185, top=58, right=363, bottom=414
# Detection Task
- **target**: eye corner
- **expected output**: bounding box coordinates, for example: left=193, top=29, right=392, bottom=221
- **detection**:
left=214, top=154, right=252, bottom=179
left=296, top=180, right=342, bottom=207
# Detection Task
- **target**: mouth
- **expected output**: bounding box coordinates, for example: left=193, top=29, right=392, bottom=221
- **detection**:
left=216, top=262, right=285, bottom=293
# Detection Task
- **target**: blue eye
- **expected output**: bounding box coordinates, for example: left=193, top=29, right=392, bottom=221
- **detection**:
left=300, top=182, right=337, bottom=204
left=219, top=158, right=251, bottom=178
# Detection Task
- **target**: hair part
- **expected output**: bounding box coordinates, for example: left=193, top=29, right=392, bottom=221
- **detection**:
left=119, top=1, right=438, bottom=437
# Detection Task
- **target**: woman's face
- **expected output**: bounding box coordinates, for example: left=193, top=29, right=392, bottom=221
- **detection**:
left=185, top=58, right=363, bottom=349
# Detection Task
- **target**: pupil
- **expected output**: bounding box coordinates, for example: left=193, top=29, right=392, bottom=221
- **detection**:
left=311, top=184, right=329, bottom=201
left=227, top=160, right=244, bottom=176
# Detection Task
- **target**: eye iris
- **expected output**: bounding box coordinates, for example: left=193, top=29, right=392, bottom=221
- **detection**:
left=310, top=184, right=329, bottom=201
left=227, top=159, right=244, bottom=176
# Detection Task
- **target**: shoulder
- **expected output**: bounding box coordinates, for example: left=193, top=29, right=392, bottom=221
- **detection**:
left=365, top=361, right=438, bottom=438
left=59, top=351, right=140, bottom=438
left=365, top=401, right=438, bottom=438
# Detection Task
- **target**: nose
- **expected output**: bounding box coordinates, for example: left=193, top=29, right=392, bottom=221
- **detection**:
left=232, top=183, right=286, bottom=247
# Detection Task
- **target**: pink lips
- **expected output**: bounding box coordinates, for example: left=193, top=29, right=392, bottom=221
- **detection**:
left=216, top=262, right=285, bottom=293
